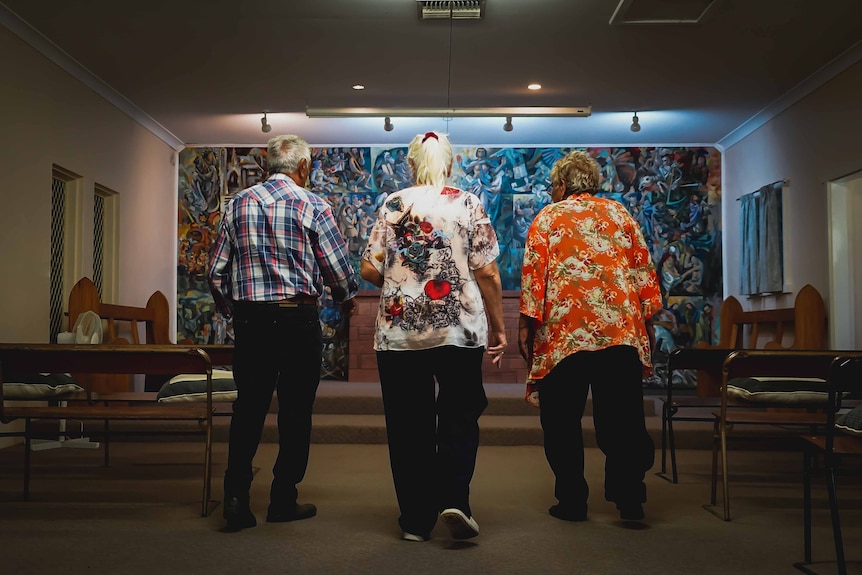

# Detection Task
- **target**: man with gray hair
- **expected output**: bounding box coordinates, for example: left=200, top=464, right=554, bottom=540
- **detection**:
left=209, top=134, right=358, bottom=531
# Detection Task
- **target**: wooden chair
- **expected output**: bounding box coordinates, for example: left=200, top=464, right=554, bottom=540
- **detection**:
left=795, top=356, right=862, bottom=575
left=68, top=277, right=171, bottom=346
left=659, top=284, right=828, bottom=484
left=68, top=277, right=172, bottom=394
left=707, top=349, right=862, bottom=522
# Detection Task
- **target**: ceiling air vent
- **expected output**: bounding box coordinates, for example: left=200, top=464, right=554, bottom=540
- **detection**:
left=609, top=0, right=718, bottom=25
left=417, top=1, right=485, bottom=20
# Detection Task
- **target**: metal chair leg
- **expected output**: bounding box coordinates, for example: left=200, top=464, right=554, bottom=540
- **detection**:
left=103, top=419, right=110, bottom=467
left=201, top=422, right=214, bottom=517
left=24, top=418, right=32, bottom=500
left=660, top=403, right=668, bottom=474
left=825, top=464, right=847, bottom=575
left=720, top=419, right=731, bottom=521
left=668, top=408, right=679, bottom=484
left=802, top=450, right=812, bottom=564
left=709, top=418, right=719, bottom=505
left=657, top=403, right=680, bottom=484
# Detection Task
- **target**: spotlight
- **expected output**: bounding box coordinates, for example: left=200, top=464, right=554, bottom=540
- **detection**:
left=383, top=116, right=394, bottom=132
left=503, top=116, right=513, bottom=132
left=261, top=111, right=272, bottom=133
left=630, top=112, right=641, bottom=133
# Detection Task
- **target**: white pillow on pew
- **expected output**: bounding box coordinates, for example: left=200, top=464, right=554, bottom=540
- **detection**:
left=726, top=376, right=829, bottom=404
left=3, top=373, right=85, bottom=399
left=156, top=369, right=237, bottom=403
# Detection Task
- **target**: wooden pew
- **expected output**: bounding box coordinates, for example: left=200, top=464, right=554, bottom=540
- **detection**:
left=0, top=344, right=217, bottom=517
left=65, top=277, right=235, bottom=407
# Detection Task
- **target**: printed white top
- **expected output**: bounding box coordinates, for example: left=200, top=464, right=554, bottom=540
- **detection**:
left=362, top=185, right=500, bottom=351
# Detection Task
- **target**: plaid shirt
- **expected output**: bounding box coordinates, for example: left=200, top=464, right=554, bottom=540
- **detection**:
left=208, top=173, right=358, bottom=316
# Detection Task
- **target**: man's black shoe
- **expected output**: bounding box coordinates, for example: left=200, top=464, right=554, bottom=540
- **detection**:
left=223, top=497, right=257, bottom=531
left=266, top=502, right=317, bottom=523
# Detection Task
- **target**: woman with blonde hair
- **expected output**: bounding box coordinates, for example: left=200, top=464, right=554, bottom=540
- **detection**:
left=361, top=131, right=506, bottom=542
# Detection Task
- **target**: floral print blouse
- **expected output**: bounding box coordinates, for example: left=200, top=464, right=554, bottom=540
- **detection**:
left=362, top=186, right=500, bottom=352
left=520, top=194, right=662, bottom=380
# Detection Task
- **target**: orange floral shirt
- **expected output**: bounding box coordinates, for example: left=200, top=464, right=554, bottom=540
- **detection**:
left=520, top=194, right=662, bottom=381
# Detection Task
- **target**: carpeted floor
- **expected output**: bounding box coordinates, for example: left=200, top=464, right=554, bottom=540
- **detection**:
left=0, top=441, right=860, bottom=575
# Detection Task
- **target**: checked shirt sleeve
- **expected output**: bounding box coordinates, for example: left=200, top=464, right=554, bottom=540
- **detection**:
left=312, top=204, right=359, bottom=303
left=207, top=215, right=236, bottom=317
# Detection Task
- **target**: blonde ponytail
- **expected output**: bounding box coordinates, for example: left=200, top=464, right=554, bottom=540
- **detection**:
left=407, top=131, right=453, bottom=191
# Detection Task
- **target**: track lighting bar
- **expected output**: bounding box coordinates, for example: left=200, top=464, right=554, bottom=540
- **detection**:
left=305, top=106, right=592, bottom=118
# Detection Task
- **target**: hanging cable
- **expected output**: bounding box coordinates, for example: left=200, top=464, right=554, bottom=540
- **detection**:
left=446, top=3, right=453, bottom=109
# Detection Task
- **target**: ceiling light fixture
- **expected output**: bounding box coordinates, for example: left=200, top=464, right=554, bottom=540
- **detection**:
left=630, top=112, right=641, bottom=132
left=261, top=111, right=272, bottom=133
left=352, top=84, right=365, bottom=90
left=527, top=83, right=542, bottom=90
left=306, top=106, right=592, bottom=118
left=383, top=116, right=394, bottom=132
left=503, top=116, right=513, bottom=132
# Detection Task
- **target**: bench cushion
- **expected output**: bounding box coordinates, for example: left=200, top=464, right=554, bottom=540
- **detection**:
left=836, top=406, right=862, bottom=436
left=3, top=373, right=85, bottom=399
left=156, top=369, right=237, bottom=403
left=726, top=376, right=828, bottom=403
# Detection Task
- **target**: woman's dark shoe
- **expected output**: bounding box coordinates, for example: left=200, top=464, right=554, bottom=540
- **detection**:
left=548, top=504, right=588, bottom=522
left=266, top=502, right=317, bottom=523
left=617, top=503, right=645, bottom=521
left=223, top=497, right=257, bottom=531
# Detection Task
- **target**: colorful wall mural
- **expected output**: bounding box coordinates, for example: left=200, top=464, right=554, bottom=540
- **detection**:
left=178, top=144, right=722, bottom=387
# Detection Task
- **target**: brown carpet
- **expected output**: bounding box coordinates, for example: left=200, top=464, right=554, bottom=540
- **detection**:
left=0, top=442, right=860, bottom=575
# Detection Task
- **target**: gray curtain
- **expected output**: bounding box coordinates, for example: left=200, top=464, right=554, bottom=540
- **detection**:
left=739, top=181, right=783, bottom=295
left=739, top=193, right=758, bottom=295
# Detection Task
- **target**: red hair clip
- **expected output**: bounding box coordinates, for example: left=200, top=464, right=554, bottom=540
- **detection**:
left=422, top=131, right=438, bottom=143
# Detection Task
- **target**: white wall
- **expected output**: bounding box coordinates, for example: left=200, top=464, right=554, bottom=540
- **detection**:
left=722, top=60, right=862, bottom=324
left=0, top=26, right=178, bottom=343
left=851, top=176, right=862, bottom=343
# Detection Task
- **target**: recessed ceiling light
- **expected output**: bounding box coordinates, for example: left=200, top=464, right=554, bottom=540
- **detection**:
left=527, top=83, right=542, bottom=90
left=352, top=84, right=365, bottom=90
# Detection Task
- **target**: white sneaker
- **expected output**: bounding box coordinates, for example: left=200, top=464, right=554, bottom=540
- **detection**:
left=402, top=532, right=428, bottom=542
left=440, top=508, right=479, bottom=539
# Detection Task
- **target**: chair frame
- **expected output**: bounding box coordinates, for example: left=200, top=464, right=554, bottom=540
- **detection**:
left=794, top=356, right=862, bottom=575
left=705, top=349, right=862, bottom=522
left=0, top=344, right=217, bottom=517
left=658, top=284, right=827, bottom=484
left=659, top=347, right=732, bottom=483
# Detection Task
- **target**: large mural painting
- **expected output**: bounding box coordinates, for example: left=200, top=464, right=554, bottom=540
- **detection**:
left=178, top=144, right=722, bottom=387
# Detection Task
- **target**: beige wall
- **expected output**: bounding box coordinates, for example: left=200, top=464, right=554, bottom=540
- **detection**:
left=721, top=60, right=862, bottom=325
left=0, top=25, right=179, bottom=343
left=0, top=26, right=179, bottom=442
